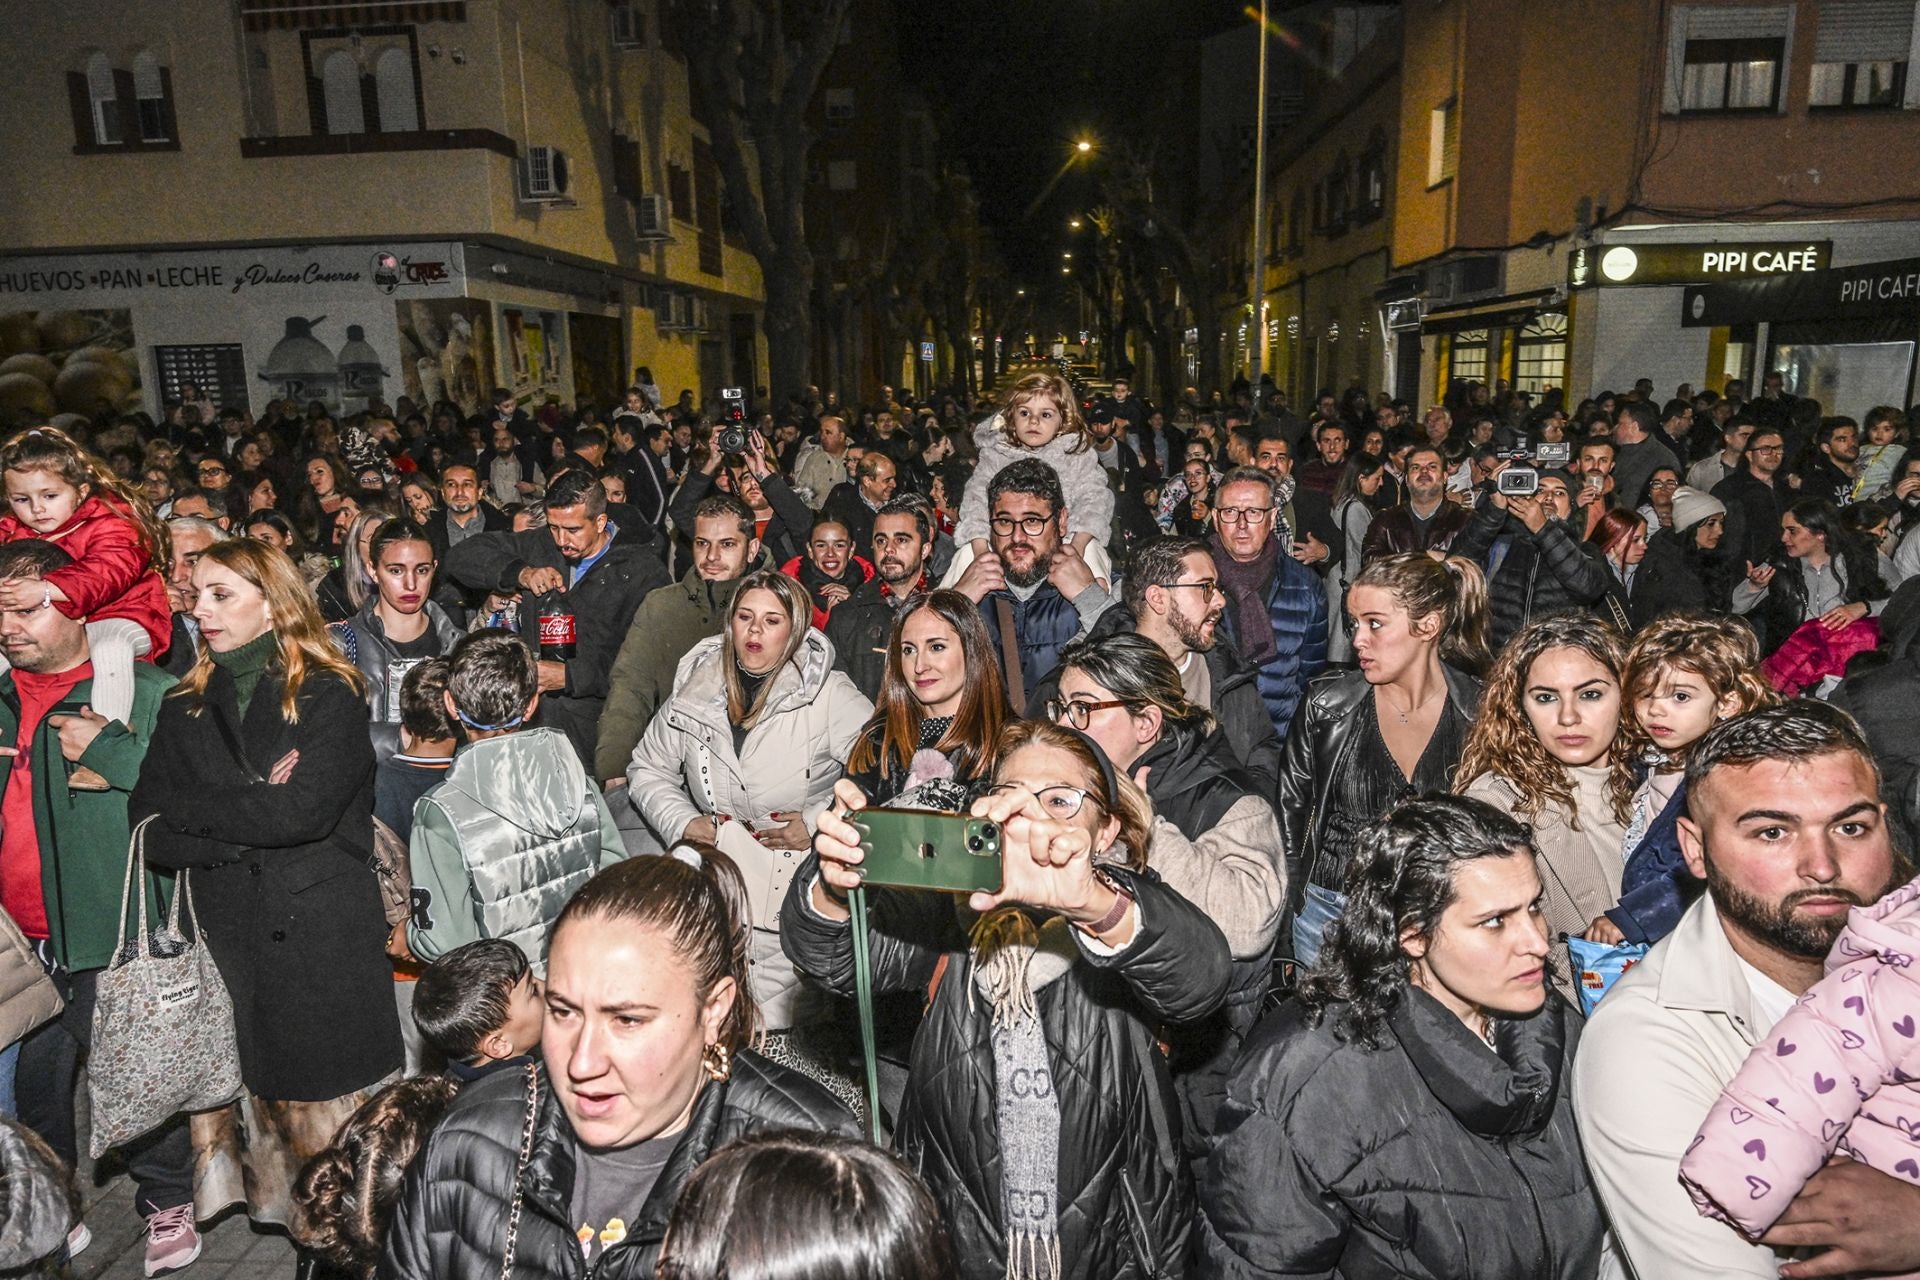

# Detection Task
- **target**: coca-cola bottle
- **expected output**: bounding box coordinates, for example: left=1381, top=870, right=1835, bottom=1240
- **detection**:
left=538, top=612, right=577, bottom=661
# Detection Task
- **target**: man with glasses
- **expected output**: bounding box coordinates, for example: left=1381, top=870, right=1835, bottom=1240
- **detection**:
left=194, top=455, right=232, bottom=494
left=954, top=459, right=1112, bottom=703
left=1210, top=467, right=1328, bottom=746
left=1713, top=426, right=1793, bottom=570
left=1361, top=443, right=1471, bottom=562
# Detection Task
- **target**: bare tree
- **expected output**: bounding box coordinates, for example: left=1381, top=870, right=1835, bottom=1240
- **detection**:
left=674, top=0, right=852, bottom=399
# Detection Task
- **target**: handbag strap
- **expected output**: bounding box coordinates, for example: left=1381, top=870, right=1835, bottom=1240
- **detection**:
left=499, top=1060, right=540, bottom=1280
left=994, top=597, right=1026, bottom=709
left=118, top=815, right=158, bottom=953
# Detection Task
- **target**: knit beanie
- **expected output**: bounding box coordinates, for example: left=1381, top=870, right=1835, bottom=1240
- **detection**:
left=1670, top=486, right=1726, bottom=533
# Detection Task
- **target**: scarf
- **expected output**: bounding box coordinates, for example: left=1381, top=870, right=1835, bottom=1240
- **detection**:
left=971, top=909, right=1077, bottom=1280
left=1214, top=535, right=1281, bottom=665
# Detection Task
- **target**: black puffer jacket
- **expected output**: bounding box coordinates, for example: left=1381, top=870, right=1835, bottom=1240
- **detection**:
left=381, top=1053, right=857, bottom=1280
left=1197, top=990, right=1604, bottom=1279
left=1451, top=500, right=1608, bottom=650
left=780, top=863, right=1232, bottom=1280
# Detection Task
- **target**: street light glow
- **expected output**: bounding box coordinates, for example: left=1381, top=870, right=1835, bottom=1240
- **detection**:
left=1062, top=266, right=1072, bottom=274
left=1062, top=252, right=1072, bottom=259
left=1075, top=139, right=1093, bottom=153
left=1070, top=218, right=1082, bottom=229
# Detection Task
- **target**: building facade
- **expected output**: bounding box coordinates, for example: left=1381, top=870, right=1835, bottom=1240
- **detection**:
left=0, top=0, right=766, bottom=423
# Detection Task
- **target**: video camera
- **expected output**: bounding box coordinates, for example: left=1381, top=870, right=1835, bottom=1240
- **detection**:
left=1494, top=441, right=1572, bottom=496
left=717, top=386, right=749, bottom=454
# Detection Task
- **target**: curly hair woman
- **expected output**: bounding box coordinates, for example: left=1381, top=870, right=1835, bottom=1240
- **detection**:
left=295, top=1076, right=459, bottom=1277
left=1457, top=614, right=1634, bottom=999
left=1199, top=794, right=1605, bottom=1280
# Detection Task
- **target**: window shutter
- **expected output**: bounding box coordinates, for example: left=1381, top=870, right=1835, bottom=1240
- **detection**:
left=111, top=68, right=138, bottom=146
left=67, top=70, right=94, bottom=148
left=1683, top=4, right=1792, bottom=38
left=158, top=66, right=179, bottom=143
left=1816, top=0, right=1916, bottom=61
left=611, top=134, right=641, bottom=199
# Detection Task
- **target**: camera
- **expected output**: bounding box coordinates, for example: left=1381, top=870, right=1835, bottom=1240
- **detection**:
left=1497, top=465, right=1540, bottom=496
left=717, top=424, right=750, bottom=454
left=717, top=386, right=748, bottom=453
left=1494, top=440, right=1574, bottom=497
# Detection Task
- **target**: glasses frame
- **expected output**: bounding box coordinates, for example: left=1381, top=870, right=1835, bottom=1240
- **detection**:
left=985, top=781, right=1094, bottom=820
left=1045, top=697, right=1129, bottom=730
left=1213, top=506, right=1276, bottom=526
left=989, top=513, right=1056, bottom=537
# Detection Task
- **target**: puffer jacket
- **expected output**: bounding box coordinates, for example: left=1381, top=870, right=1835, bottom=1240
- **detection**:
left=978, top=582, right=1087, bottom=700
left=1198, top=990, right=1604, bottom=1279
left=1276, top=667, right=1482, bottom=920
left=406, top=728, right=627, bottom=969
left=331, top=597, right=463, bottom=758
left=780, top=863, right=1233, bottom=1280
left=1452, top=500, right=1609, bottom=650
left=1214, top=536, right=1330, bottom=746
left=0, top=491, right=171, bottom=659
left=1132, top=727, right=1286, bottom=1166
left=626, top=629, right=871, bottom=1027
left=381, top=1052, right=858, bottom=1280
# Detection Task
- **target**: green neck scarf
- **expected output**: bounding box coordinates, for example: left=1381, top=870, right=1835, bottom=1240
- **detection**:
left=210, top=630, right=277, bottom=718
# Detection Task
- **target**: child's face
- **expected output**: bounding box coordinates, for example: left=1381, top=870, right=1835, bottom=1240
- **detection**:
left=493, top=970, right=545, bottom=1060
left=6, top=467, right=85, bottom=533
left=1869, top=419, right=1899, bottom=446
left=1007, top=395, right=1065, bottom=449
left=1634, top=665, right=1731, bottom=755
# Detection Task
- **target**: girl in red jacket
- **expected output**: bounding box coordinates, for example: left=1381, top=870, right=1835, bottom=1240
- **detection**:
left=0, top=428, right=171, bottom=734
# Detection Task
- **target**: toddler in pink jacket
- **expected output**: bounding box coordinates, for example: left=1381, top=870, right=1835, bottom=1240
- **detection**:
left=1681, top=875, right=1920, bottom=1262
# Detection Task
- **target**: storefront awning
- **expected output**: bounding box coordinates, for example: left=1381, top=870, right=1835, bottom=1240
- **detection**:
left=1681, top=255, right=1920, bottom=327
left=1420, top=289, right=1558, bottom=334
left=240, top=0, right=467, bottom=31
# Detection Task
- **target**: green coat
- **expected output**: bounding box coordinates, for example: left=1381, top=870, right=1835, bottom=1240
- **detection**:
left=0, top=663, right=175, bottom=972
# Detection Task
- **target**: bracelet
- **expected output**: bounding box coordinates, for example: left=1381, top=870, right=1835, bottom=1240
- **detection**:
left=1081, top=870, right=1133, bottom=937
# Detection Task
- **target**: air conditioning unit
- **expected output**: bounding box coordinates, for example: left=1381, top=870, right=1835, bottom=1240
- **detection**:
left=522, top=145, right=572, bottom=202
left=635, top=193, right=672, bottom=240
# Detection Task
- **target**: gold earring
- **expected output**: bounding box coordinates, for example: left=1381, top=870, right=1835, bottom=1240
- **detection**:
left=700, top=1041, right=731, bottom=1082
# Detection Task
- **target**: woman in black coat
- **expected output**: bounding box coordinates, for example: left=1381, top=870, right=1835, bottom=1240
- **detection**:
left=1590, top=507, right=1701, bottom=631
left=131, top=539, right=403, bottom=1236
left=785, top=719, right=1233, bottom=1280
left=1198, top=795, right=1604, bottom=1280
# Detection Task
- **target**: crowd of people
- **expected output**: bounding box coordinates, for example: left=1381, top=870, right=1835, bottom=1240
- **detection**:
left=0, top=361, right=1917, bottom=1280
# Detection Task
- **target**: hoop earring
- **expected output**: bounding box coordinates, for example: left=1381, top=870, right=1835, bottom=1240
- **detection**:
left=700, top=1041, right=731, bottom=1083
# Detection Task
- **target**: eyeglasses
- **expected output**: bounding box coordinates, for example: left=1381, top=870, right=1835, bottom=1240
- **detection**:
left=1045, top=697, right=1128, bottom=730
left=989, top=514, right=1054, bottom=537
left=1214, top=506, right=1275, bottom=526
left=1160, top=578, right=1223, bottom=598
left=986, top=781, right=1094, bottom=820
left=1648, top=478, right=1680, bottom=490
left=1749, top=444, right=1785, bottom=454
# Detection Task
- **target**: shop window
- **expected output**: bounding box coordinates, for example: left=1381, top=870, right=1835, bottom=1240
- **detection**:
left=320, top=50, right=364, bottom=134
left=85, top=52, right=119, bottom=145
left=154, top=344, right=248, bottom=417
left=1427, top=98, right=1457, bottom=187
left=374, top=46, right=419, bottom=132
left=1449, top=329, right=1490, bottom=386
left=1810, top=0, right=1914, bottom=108
left=1514, top=313, right=1568, bottom=395
left=1665, top=6, right=1792, bottom=113
left=1771, top=319, right=1916, bottom=420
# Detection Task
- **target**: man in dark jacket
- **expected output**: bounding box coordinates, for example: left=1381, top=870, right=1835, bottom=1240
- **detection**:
left=3, top=541, right=198, bottom=1272
left=1795, top=415, right=1861, bottom=506
left=1832, top=576, right=1920, bottom=849
left=425, top=464, right=511, bottom=560
left=1361, top=444, right=1471, bottom=562
left=1452, top=470, right=1609, bottom=650
left=1712, top=426, right=1792, bottom=571
left=821, top=453, right=898, bottom=556
left=1210, top=468, right=1329, bottom=749
left=826, top=497, right=931, bottom=701
left=953, top=460, right=1115, bottom=703
left=446, top=470, right=667, bottom=766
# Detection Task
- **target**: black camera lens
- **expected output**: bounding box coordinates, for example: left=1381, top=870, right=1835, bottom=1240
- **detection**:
left=967, top=835, right=983, bottom=852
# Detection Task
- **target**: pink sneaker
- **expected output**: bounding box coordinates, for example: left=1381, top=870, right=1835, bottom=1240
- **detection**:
left=144, top=1203, right=201, bottom=1277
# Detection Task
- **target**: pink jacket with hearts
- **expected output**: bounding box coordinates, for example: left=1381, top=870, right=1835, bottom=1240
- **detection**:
left=1681, top=876, right=1920, bottom=1238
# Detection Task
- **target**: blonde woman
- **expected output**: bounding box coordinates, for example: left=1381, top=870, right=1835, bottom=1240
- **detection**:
left=1456, top=614, right=1636, bottom=1000
left=130, top=539, right=401, bottom=1246
left=626, top=568, right=872, bottom=1033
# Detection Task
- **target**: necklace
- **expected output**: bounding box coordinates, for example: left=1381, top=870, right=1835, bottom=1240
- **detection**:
left=1382, top=685, right=1442, bottom=725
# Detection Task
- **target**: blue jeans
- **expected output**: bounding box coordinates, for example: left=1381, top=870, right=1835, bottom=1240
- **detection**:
left=1291, top=883, right=1349, bottom=971
left=0, top=1039, right=18, bottom=1117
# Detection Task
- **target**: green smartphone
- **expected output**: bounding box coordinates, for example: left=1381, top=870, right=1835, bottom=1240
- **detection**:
left=851, top=807, right=1004, bottom=894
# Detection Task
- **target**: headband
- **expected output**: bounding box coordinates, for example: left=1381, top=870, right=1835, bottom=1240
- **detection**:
left=454, top=707, right=525, bottom=733
left=1061, top=726, right=1121, bottom=806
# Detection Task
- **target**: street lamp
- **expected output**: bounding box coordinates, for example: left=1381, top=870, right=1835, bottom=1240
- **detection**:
left=1075, top=139, right=1093, bottom=154
left=1063, top=252, right=1072, bottom=260
left=1069, top=218, right=1082, bottom=230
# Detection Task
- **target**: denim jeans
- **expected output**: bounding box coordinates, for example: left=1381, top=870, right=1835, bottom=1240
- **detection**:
left=1291, top=882, right=1349, bottom=970
left=0, top=1039, right=18, bottom=1118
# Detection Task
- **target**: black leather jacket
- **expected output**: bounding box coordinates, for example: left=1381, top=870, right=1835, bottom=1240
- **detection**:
left=1276, top=667, right=1482, bottom=917
left=381, top=1054, right=857, bottom=1280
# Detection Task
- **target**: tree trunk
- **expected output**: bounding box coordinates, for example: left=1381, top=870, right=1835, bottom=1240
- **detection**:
left=763, top=248, right=813, bottom=404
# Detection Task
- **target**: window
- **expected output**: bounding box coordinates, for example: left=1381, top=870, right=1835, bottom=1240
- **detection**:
left=86, top=52, right=119, bottom=145
left=154, top=344, right=248, bottom=416
left=1427, top=98, right=1457, bottom=186
left=1358, top=130, right=1387, bottom=218
left=1665, top=6, right=1793, bottom=113
left=1325, top=154, right=1351, bottom=230
left=321, top=50, right=364, bottom=134
left=828, top=160, right=857, bottom=191
left=667, top=161, right=693, bottom=220
left=610, top=2, right=644, bottom=49
left=1288, top=190, right=1305, bottom=253
left=1448, top=329, right=1490, bottom=386
left=374, top=46, right=419, bottom=132
left=131, top=51, right=168, bottom=141
left=1268, top=206, right=1283, bottom=258
left=1514, top=313, right=1568, bottom=394
left=1810, top=0, right=1915, bottom=107
left=824, top=87, right=854, bottom=129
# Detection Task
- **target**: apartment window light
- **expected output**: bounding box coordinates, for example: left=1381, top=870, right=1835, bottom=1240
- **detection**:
left=1809, top=0, right=1915, bottom=108
left=1427, top=98, right=1457, bottom=187
left=86, top=51, right=120, bottom=145
left=1664, top=5, right=1794, bottom=114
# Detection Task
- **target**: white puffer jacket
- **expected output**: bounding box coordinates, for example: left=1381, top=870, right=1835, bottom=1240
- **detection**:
left=626, top=628, right=872, bottom=1027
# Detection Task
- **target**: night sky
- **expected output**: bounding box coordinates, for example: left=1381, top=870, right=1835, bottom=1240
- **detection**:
left=892, top=0, right=1253, bottom=288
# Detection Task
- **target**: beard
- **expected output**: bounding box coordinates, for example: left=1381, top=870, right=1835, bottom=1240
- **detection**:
left=1004, top=550, right=1048, bottom=588
left=1171, top=607, right=1218, bottom=652
left=1705, top=854, right=1906, bottom=960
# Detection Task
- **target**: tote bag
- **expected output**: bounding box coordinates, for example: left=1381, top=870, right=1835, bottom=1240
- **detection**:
left=88, top=816, right=244, bottom=1158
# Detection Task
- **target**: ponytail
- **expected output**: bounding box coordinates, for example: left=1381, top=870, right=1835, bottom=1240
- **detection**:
left=1351, top=551, right=1491, bottom=676
left=1437, top=555, right=1491, bottom=676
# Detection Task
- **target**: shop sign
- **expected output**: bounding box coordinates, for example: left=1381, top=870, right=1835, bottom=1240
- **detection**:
left=1384, top=298, right=1423, bottom=331
left=0, top=243, right=467, bottom=304
left=1681, top=255, right=1920, bottom=327
left=1568, top=240, right=1831, bottom=290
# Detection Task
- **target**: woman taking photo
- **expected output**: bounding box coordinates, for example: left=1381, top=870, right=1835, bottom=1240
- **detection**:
left=1455, top=615, right=1634, bottom=993
left=1199, top=795, right=1604, bottom=1279
left=130, top=540, right=403, bottom=1246
left=1636, top=465, right=1682, bottom=532
left=785, top=720, right=1233, bottom=1280
left=1279, top=552, right=1490, bottom=966
left=330, top=518, right=462, bottom=754
left=846, top=589, right=1008, bottom=807
left=1051, top=632, right=1286, bottom=1158
left=383, top=855, right=857, bottom=1280
left=627, top=569, right=871, bottom=1034
left=1327, top=454, right=1385, bottom=663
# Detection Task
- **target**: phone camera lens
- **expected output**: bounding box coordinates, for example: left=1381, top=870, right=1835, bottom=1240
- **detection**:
left=967, top=836, right=983, bottom=852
